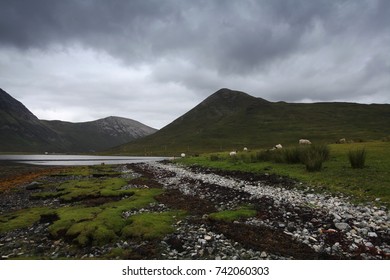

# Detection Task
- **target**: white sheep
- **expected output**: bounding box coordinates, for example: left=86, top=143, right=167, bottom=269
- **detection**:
left=229, top=151, right=237, bottom=156
left=275, top=144, right=283, bottom=149
left=243, top=147, right=248, bottom=151
left=181, top=153, right=186, bottom=158
left=299, top=139, right=312, bottom=145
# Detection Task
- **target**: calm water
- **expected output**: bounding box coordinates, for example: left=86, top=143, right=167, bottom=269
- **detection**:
left=0, top=154, right=169, bottom=166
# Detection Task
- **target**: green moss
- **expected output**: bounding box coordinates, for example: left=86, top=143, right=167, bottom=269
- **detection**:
left=47, top=188, right=164, bottom=246
left=52, top=165, right=124, bottom=177
left=105, top=247, right=133, bottom=259
left=122, top=211, right=186, bottom=240
left=48, top=206, right=101, bottom=239
left=32, top=177, right=132, bottom=202
left=0, top=207, right=54, bottom=233
left=209, top=206, right=257, bottom=222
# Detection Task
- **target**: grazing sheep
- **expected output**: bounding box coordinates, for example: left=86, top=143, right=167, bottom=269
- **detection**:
left=299, top=139, right=312, bottom=145
left=243, top=147, right=248, bottom=152
left=181, top=153, right=186, bottom=158
left=229, top=151, right=237, bottom=156
left=275, top=144, right=283, bottom=149
left=339, top=138, right=346, bottom=144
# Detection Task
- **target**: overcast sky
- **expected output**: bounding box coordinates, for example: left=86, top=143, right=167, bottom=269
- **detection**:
left=0, top=0, right=389, bottom=129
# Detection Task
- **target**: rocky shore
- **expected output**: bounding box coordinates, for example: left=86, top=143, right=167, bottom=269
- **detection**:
left=0, top=161, right=389, bottom=260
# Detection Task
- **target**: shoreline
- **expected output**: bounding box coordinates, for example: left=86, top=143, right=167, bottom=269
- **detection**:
left=0, top=161, right=389, bottom=260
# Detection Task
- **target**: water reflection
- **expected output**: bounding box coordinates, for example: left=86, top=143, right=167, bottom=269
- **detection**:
left=0, top=154, right=169, bottom=166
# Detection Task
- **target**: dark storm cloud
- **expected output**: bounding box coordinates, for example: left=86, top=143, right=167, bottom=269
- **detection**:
left=1, top=0, right=389, bottom=72
left=0, top=0, right=389, bottom=127
left=0, top=1, right=350, bottom=67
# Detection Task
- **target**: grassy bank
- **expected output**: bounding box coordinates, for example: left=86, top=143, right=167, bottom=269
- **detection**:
left=178, top=141, right=390, bottom=207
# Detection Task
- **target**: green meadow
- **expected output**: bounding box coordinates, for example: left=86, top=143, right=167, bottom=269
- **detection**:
left=179, top=141, right=390, bottom=207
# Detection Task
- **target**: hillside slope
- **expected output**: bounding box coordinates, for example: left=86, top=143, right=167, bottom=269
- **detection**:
left=0, top=88, right=157, bottom=152
left=42, top=116, right=157, bottom=152
left=112, top=88, right=390, bottom=156
left=0, top=88, right=69, bottom=152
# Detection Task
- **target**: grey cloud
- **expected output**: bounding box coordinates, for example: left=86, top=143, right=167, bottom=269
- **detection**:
left=0, top=0, right=389, bottom=128
left=1, top=0, right=388, bottom=72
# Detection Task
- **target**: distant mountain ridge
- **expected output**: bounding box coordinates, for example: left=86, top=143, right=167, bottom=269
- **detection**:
left=0, top=88, right=157, bottom=152
left=112, top=88, right=390, bottom=156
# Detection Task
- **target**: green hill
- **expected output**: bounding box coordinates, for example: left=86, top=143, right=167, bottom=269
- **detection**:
left=111, top=88, right=390, bottom=156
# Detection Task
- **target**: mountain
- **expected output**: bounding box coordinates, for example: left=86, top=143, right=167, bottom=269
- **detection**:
left=112, top=88, right=390, bottom=156
left=0, top=88, right=68, bottom=152
left=42, top=116, right=157, bottom=152
left=0, top=88, right=157, bottom=152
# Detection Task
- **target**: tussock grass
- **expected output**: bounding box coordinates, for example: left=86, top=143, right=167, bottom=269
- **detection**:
left=348, top=148, right=366, bottom=169
left=300, top=145, right=330, bottom=172
left=246, top=144, right=330, bottom=172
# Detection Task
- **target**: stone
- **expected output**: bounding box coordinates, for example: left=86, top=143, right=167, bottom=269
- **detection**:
left=204, top=235, right=213, bottom=241
left=260, top=251, right=267, bottom=258
left=349, top=244, right=358, bottom=251
left=364, top=242, right=374, bottom=247
left=335, top=222, right=351, bottom=231
left=332, top=242, right=341, bottom=252
left=309, top=236, right=318, bottom=243
left=312, top=245, right=321, bottom=252
left=367, top=232, right=378, bottom=238
left=332, top=213, right=342, bottom=221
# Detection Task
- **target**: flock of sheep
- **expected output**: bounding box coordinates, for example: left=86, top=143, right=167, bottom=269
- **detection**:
left=180, top=138, right=349, bottom=158
left=228, top=139, right=312, bottom=157
left=180, top=139, right=313, bottom=158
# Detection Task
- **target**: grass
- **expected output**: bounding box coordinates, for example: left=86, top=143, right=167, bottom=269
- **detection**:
left=208, top=205, right=257, bottom=222
left=348, top=148, right=366, bottom=169
left=178, top=141, right=390, bottom=207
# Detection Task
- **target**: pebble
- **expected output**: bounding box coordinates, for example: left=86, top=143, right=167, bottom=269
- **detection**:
left=368, top=232, right=378, bottom=238
left=204, top=235, right=212, bottom=241
left=335, top=222, right=351, bottom=231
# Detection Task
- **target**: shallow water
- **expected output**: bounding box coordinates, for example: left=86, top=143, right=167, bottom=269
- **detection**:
left=0, top=154, right=169, bottom=166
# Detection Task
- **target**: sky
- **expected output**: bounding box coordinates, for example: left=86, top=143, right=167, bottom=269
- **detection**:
left=0, top=0, right=389, bottom=129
